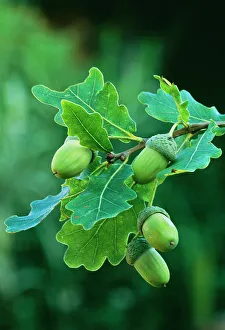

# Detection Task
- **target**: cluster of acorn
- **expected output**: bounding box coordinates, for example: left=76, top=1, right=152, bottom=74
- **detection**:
left=127, top=133, right=178, bottom=287
left=51, top=132, right=178, bottom=288
left=126, top=207, right=179, bottom=288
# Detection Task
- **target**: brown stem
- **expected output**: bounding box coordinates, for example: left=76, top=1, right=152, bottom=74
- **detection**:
left=106, top=140, right=147, bottom=163
left=106, top=121, right=225, bottom=163
left=173, top=121, right=225, bottom=137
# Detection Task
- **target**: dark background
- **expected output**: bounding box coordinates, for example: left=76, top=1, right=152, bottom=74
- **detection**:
left=1, top=1, right=225, bottom=329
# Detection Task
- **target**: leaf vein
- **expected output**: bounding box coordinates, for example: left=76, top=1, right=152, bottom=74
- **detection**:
left=96, top=163, right=125, bottom=220
left=69, top=106, right=107, bottom=151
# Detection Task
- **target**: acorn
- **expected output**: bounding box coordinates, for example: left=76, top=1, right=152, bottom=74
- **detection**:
left=138, top=206, right=179, bottom=252
left=132, top=133, right=177, bottom=184
left=51, top=138, right=93, bottom=179
left=126, top=237, right=170, bottom=287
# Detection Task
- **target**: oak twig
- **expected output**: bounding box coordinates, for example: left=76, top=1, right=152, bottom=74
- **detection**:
left=106, top=121, right=225, bottom=164
left=173, top=121, right=225, bottom=137
left=106, top=140, right=147, bottom=163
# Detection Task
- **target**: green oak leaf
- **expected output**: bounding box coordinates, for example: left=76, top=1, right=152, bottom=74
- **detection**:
left=66, top=164, right=137, bottom=229
left=5, top=186, right=69, bottom=232
left=62, top=100, right=112, bottom=152
left=154, top=76, right=172, bottom=94
left=56, top=198, right=144, bottom=271
left=32, top=67, right=104, bottom=126
left=157, top=121, right=222, bottom=183
left=133, top=180, right=157, bottom=203
left=32, top=67, right=136, bottom=139
left=60, top=179, right=88, bottom=221
left=171, top=86, right=189, bottom=123
left=93, top=82, right=136, bottom=139
left=139, top=88, right=225, bottom=124
left=212, top=125, right=225, bottom=136
left=154, top=75, right=189, bottom=123
left=60, top=158, right=105, bottom=221
left=76, top=155, right=103, bottom=180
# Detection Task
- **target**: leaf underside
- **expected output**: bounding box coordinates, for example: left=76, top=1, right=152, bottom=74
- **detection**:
left=5, top=186, right=69, bottom=233
left=139, top=88, right=225, bottom=124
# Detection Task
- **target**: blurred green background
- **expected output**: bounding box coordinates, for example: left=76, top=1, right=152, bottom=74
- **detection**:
left=1, top=1, right=225, bottom=330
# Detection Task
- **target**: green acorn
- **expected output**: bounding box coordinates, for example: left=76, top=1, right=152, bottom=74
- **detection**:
left=138, top=206, right=179, bottom=252
left=132, top=134, right=177, bottom=184
left=51, top=138, right=93, bottom=179
left=126, top=237, right=170, bottom=287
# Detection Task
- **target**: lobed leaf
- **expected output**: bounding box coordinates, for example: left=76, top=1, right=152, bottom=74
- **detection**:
left=66, top=164, right=137, bottom=230
left=157, top=121, right=222, bottom=183
left=56, top=198, right=144, bottom=271
left=32, top=67, right=136, bottom=139
left=211, top=123, right=225, bottom=136
left=93, top=82, right=136, bottom=138
left=61, top=100, right=113, bottom=152
left=154, top=76, right=189, bottom=123
left=32, top=67, right=104, bottom=126
left=5, top=186, right=69, bottom=233
left=139, top=88, right=225, bottom=125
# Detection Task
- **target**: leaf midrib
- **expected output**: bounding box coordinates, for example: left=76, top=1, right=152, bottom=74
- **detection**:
left=96, top=163, right=129, bottom=220
left=68, top=87, right=132, bottom=137
left=69, top=105, right=110, bottom=152
left=184, top=132, right=205, bottom=169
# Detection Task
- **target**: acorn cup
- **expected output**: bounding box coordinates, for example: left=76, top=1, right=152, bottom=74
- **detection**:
left=138, top=206, right=179, bottom=252
left=51, top=138, right=93, bottom=179
left=126, top=237, right=170, bottom=287
left=132, top=133, right=177, bottom=184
